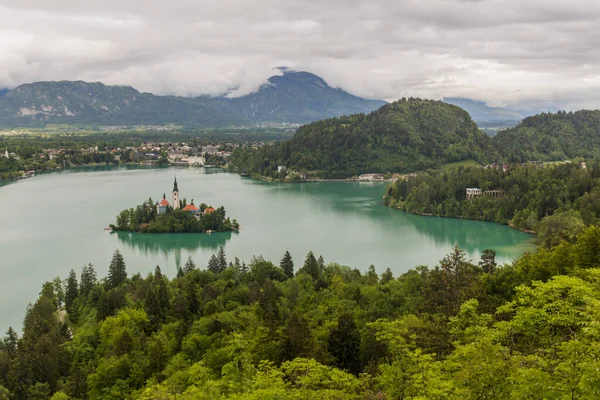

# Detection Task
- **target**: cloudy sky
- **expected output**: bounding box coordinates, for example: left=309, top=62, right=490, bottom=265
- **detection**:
left=0, top=0, right=598, bottom=109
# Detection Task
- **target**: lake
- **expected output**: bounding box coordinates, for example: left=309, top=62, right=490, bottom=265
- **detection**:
left=0, top=166, right=533, bottom=332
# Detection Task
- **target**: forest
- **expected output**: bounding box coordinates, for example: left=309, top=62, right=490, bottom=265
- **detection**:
left=2, top=224, right=600, bottom=399
left=384, top=161, right=600, bottom=247
left=494, top=110, right=600, bottom=162
left=230, top=99, right=497, bottom=179
left=110, top=199, right=239, bottom=233
left=230, top=106, right=600, bottom=181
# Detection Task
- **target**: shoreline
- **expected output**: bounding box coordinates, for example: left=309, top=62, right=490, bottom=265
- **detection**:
left=385, top=203, right=537, bottom=236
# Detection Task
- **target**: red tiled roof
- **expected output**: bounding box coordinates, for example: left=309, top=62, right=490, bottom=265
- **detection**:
left=182, top=204, right=199, bottom=211
left=159, top=198, right=170, bottom=207
left=204, top=207, right=215, bottom=214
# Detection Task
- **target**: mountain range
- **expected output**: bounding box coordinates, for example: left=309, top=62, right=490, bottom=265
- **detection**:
left=443, top=97, right=555, bottom=128
left=0, top=71, right=386, bottom=128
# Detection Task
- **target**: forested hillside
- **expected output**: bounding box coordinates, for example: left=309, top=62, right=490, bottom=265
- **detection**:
left=231, top=98, right=497, bottom=178
left=385, top=161, right=600, bottom=246
left=493, top=110, right=600, bottom=162
left=3, top=227, right=600, bottom=398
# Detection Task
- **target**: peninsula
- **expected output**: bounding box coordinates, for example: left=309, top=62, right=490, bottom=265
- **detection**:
left=109, top=178, right=239, bottom=233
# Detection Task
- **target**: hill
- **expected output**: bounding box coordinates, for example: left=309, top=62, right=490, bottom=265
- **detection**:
left=492, top=110, right=600, bottom=162
left=230, top=98, right=497, bottom=178
left=0, top=70, right=385, bottom=128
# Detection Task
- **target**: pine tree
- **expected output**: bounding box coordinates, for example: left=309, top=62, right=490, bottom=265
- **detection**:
left=176, top=267, right=184, bottom=278
left=381, top=267, right=394, bottom=284
left=328, top=313, right=361, bottom=375
left=367, top=265, right=378, bottom=284
left=186, top=284, right=199, bottom=317
left=65, top=269, right=78, bottom=314
left=107, top=250, right=127, bottom=289
left=184, top=256, right=196, bottom=274
left=479, top=249, right=497, bottom=273
left=217, top=247, right=227, bottom=273
left=300, top=251, right=320, bottom=281
left=280, top=251, right=294, bottom=279
left=317, top=255, right=325, bottom=271
left=144, top=286, right=163, bottom=329
left=207, top=254, right=219, bottom=274
left=2, top=327, right=18, bottom=358
left=80, top=263, right=97, bottom=297
left=154, top=266, right=170, bottom=315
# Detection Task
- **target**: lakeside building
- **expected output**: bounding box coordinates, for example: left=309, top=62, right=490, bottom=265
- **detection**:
left=466, top=188, right=505, bottom=200
left=466, top=188, right=482, bottom=200
left=202, top=145, right=219, bottom=154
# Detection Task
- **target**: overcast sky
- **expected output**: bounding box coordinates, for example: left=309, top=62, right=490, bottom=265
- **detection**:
left=0, top=0, right=598, bottom=109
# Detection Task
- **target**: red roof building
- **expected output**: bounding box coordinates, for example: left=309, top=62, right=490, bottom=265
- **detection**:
left=159, top=198, right=170, bottom=207
left=204, top=207, right=216, bottom=214
left=182, top=204, right=200, bottom=213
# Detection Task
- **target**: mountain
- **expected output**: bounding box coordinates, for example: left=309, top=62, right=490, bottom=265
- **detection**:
left=228, top=71, right=386, bottom=122
left=0, top=89, right=8, bottom=97
left=0, top=81, right=244, bottom=127
left=0, top=70, right=386, bottom=128
left=231, top=98, right=497, bottom=178
left=493, top=110, right=600, bottom=162
left=443, top=97, right=550, bottom=128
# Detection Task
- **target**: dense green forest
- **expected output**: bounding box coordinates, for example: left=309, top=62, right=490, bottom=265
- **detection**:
left=3, top=225, right=600, bottom=398
left=384, top=161, right=600, bottom=246
left=494, top=110, right=600, bottom=162
left=230, top=99, right=497, bottom=179
left=231, top=105, right=600, bottom=180
left=110, top=199, right=239, bottom=233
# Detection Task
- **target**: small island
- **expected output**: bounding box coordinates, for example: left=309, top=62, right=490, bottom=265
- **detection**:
left=110, top=177, right=239, bottom=233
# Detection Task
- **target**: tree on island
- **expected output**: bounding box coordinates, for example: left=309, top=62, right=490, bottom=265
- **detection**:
left=280, top=251, right=294, bottom=278
left=107, top=250, right=127, bottom=289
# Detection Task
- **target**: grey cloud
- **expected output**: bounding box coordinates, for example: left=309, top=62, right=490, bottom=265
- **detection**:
left=0, top=0, right=599, bottom=109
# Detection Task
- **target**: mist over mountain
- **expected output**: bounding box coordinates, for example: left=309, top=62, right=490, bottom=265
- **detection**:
left=443, top=97, right=556, bottom=128
left=0, top=70, right=386, bottom=128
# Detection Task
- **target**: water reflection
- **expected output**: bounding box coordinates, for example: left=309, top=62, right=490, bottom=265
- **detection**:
left=116, top=231, right=233, bottom=252
left=254, top=180, right=533, bottom=262
left=116, top=231, right=234, bottom=268
left=391, top=209, right=534, bottom=260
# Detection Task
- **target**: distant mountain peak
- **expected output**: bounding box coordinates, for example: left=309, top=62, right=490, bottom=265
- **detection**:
left=443, top=97, right=545, bottom=127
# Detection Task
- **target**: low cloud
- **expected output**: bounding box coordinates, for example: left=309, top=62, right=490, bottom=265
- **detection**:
left=0, top=0, right=599, bottom=109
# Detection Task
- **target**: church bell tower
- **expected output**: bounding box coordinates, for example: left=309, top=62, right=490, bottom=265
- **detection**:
left=172, top=177, right=180, bottom=209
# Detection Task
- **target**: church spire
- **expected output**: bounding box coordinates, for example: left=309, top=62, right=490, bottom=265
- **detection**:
left=173, top=177, right=179, bottom=192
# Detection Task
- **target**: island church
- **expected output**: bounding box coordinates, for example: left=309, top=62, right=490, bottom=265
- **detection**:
left=156, top=178, right=211, bottom=217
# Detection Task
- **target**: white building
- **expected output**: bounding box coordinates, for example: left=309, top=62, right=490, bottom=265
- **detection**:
left=466, top=188, right=482, bottom=200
